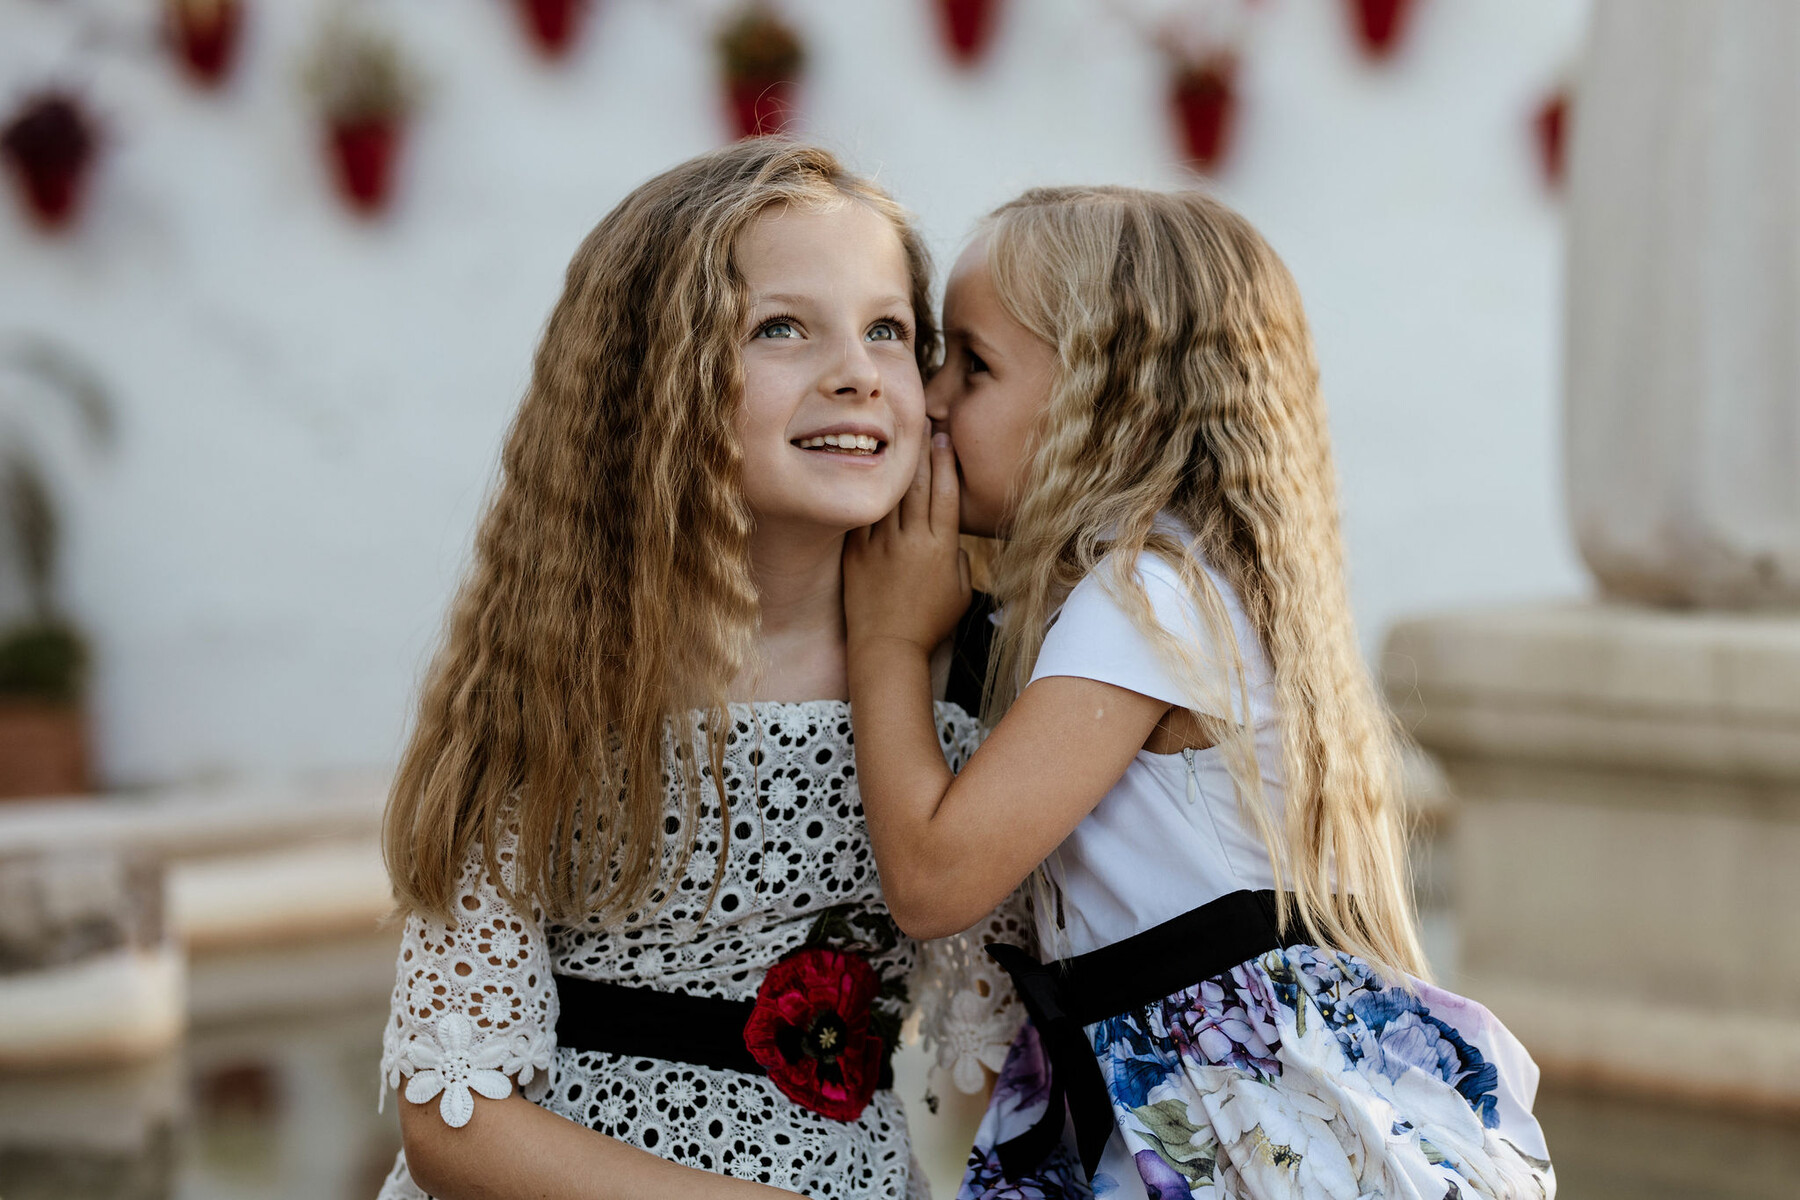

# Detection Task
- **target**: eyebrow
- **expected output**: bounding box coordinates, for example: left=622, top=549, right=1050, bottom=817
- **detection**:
left=948, top=325, right=1000, bottom=360
left=753, top=292, right=914, bottom=310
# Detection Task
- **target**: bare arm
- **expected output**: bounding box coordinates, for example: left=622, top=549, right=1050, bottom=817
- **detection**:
left=401, top=1093, right=802, bottom=1200
left=843, top=435, right=1167, bottom=939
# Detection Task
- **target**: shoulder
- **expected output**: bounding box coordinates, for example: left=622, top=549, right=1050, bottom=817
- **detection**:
left=1057, top=544, right=1196, bottom=639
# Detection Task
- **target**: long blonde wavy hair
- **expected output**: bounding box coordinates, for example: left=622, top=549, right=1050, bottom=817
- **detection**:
left=384, top=141, right=938, bottom=924
left=980, top=185, right=1427, bottom=979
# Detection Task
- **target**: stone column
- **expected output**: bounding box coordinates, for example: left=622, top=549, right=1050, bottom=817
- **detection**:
left=1566, top=0, right=1800, bottom=606
left=1384, top=0, right=1800, bottom=1110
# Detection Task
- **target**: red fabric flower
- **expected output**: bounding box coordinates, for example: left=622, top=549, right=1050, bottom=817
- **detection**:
left=743, top=947, right=885, bottom=1121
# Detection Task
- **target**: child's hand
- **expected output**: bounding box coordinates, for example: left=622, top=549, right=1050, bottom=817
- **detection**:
left=844, top=431, right=971, bottom=657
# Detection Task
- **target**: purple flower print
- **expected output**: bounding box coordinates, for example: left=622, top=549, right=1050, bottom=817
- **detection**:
left=1133, top=1149, right=1193, bottom=1199
left=958, top=1141, right=1091, bottom=1200
left=1155, top=976, right=1281, bottom=1080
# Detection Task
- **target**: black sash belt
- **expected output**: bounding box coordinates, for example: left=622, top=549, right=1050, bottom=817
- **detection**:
left=552, top=976, right=895, bottom=1089
left=984, top=888, right=1291, bottom=1182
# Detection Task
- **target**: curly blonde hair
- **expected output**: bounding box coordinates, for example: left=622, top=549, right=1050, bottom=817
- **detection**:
left=385, top=140, right=938, bottom=923
left=980, top=185, right=1426, bottom=979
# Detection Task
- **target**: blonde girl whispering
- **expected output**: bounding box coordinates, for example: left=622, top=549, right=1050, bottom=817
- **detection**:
left=843, top=186, right=1554, bottom=1199
left=375, top=141, right=1020, bottom=1200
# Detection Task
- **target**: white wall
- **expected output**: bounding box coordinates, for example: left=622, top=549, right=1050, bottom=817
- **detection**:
left=0, top=0, right=1590, bottom=786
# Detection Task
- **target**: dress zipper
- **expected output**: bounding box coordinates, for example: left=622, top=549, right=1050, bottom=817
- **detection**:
left=1182, top=747, right=1200, bottom=806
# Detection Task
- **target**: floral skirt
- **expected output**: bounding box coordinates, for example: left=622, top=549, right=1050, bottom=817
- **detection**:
left=958, top=945, right=1555, bottom=1200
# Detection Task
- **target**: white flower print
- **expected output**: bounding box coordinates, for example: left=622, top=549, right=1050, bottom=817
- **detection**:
left=403, top=1012, right=517, bottom=1127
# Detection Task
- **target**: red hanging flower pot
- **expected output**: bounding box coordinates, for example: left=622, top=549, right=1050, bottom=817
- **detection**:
left=327, top=118, right=402, bottom=214
left=304, top=16, right=421, bottom=216
left=1, top=91, right=100, bottom=231
left=515, top=0, right=589, bottom=61
left=1534, top=88, right=1569, bottom=189
left=1169, top=54, right=1239, bottom=171
left=727, top=78, right=797, bottom=139
left=743, top=947, right=885, bottom=1121
left=935, top=0, right=1002, bottom=67
left=1346, top=0, right=1418, bottom=61
left=168, top=0, right=245, bottom=89
left=716, top=3, right=804, bottom=139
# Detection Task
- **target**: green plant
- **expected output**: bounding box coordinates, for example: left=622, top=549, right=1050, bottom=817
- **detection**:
left=0, top=334, right=111, bottom=704
left=716, top=3, right=804, bottom=81
left=303, top=11, right=423, bottom=123
left=0, top=623, right=85, bottom=703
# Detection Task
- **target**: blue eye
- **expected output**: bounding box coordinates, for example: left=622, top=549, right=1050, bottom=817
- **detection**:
left=756, top=318, right=800, bottom=339
left=868, top=315, right=913, bottom=343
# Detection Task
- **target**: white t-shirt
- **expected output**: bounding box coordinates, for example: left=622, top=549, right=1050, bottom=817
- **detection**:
left=1027, top=539, right=1286, bottom=958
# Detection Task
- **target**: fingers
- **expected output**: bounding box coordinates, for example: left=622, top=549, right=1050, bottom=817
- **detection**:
left=898, top=428, right=932, bottom=531
left=929, top=431, right=959, bottom=538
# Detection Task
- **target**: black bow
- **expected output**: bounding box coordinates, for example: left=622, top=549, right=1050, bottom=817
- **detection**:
left=984, top=943, right=1116, bottom=1182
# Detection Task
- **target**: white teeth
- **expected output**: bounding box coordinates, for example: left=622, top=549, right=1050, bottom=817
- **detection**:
left=794, top=433, right=883, bottom=454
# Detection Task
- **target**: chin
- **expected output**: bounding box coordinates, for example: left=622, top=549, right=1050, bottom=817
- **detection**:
left=785, top=495, right=903, bottom=533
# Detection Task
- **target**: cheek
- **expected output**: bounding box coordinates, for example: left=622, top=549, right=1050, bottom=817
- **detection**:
left=955, top=387, right=1043, bottom=506
left=733, top=369, right=790, bottom=498
left=886, top=434, right=922, bottom=485
left=886, top=364, right=927, bottom=433
left=952, top=397, right=1009, bottom=483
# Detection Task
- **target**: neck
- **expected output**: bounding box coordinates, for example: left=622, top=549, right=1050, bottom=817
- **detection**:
left=733, top=520, right=850, bottom=702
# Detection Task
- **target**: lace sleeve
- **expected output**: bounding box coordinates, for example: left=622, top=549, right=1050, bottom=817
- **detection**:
left=379, top=834, right=558, bottom=1127
left=915, top=707, right=1033, bottom=1094
left=911, top=890, right=1032, bottom=1094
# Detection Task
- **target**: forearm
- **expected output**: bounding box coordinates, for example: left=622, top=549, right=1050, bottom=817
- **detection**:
left=402, top=1093, right=802, bottom=1200
left=847, top=636, right=969, bottom=931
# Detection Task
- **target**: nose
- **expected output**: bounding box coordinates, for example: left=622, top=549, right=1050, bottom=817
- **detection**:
left=823, top=333, right=881, bottom=401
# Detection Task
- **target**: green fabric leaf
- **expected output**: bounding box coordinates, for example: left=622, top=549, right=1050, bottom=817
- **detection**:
left=1132, top=1099, right=1218, bottom=1181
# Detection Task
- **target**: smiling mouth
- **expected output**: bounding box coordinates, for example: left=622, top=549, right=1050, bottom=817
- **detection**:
left=792, top=433, right=885, bottom=456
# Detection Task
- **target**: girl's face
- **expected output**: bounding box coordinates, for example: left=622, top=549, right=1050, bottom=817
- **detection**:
left=735, top=202, right=926, bottom=538
left=927, top=238, right=1059, bottom=538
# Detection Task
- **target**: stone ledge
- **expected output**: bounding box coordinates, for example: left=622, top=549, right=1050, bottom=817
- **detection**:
left=169, top=839, right=392, bottom=954
left=1465, top=975, right=1800, bottom=1116
left=0, top=771, right=388, bottom=861
left=1383, top=602, right=1800, bottom=780
left=0, top=947, right=185, bottom=1072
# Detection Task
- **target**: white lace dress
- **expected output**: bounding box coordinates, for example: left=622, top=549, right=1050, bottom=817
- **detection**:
left=377, top=700, right=1026, bottom=1200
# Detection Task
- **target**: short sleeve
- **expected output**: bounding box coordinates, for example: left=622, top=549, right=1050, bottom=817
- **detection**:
left=1028, top=550, right=1273, bottom=725
left=378, top=831, right=558, bottom=1128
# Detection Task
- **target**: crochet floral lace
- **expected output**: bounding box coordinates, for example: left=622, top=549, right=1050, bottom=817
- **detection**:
left=377, top=699, right=1024, bottom=1200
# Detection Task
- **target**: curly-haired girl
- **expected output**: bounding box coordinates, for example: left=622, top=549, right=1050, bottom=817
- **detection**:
left=843, top=186, right=1555, bottom=1199
left=376, top=141, right=1020, bottom=1200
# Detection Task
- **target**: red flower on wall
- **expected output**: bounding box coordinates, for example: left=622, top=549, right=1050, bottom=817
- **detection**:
left=1346, top=0, right=1418, bottom=61
left=935, top=0, right=1002, bottom=67
left=1, top=91, right=100, bottom=230
left=1534, top=88, right=1570, bottom=189
left=716, top=3, right=804, bottom=139
left=743, top=947, right=884, bottom=1121
left=515, top=0, right=589, bottom=60
left=1169, top=52, right=1239, bottom=171
left=303, top=15, right=421, bottom=216
left=168, top=0, right=245, bottom=89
